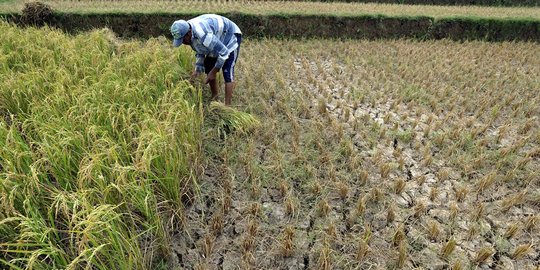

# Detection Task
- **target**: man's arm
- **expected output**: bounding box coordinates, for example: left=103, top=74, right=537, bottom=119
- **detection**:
left=201, top=33, right=229, bottom=83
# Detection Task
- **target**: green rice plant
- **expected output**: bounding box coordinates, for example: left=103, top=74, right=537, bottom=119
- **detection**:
left=0, top=22, right=201, bottom=269
left=134, top=85, right=202, bottom=211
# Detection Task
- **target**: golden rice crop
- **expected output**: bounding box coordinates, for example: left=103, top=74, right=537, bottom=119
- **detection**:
left=0, top=22, right=202, bottom=269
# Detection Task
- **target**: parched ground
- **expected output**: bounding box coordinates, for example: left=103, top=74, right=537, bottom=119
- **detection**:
left=170, top=39, right=539, bottom=269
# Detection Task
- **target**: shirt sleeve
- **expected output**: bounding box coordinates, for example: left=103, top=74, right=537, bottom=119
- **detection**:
left=195, top=53, right=205, bottom=72
left=201, top=33, right=229, bottom=70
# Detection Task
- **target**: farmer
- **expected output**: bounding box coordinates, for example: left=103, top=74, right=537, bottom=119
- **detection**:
left=171, top=14, right=242, bottom=106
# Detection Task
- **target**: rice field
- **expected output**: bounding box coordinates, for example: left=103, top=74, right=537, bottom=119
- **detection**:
left=184, top=38, right=540, bottom=269
left=1, top=0, right=539, bottom=20
left=1, top=9, right=540, bottom=270
left=0, top=22, right=202, bottom=269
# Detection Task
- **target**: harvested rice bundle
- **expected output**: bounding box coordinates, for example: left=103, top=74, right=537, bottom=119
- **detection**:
left=209, top=101, right=260, bottom=135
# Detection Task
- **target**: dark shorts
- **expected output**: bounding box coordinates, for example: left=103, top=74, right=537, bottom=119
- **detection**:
left=204, top=33, right=242, bottom=83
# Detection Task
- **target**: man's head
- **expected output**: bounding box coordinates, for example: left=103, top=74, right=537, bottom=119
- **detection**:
left=171, top=20, right=192, bottom=47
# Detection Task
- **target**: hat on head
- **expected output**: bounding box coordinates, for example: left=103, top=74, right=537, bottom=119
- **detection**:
left=171, top=20, right=190, bottom=47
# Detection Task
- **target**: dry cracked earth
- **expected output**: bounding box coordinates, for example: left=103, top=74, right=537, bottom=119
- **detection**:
left=169, top=42, right=539, bottom=270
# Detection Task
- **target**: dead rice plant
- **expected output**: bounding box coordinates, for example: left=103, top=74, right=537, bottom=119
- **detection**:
left=413, top=201, right=427, bottom=218
left=317, top=239, right=332, bottom=270
left=318, top=199, right=330, bottom=217
left=437, top=168, right=450, bottom=182
left=451, top=261, right=463, bottom=270
left=466, top=224, right=479, bottom=241
left=397, top=241, right=408, bottom=268
left=201, top=234, right=215, bottom=258
left=380, top=162, right=392, bottom=178
left=280, top=226, right=295, bottom=258
left=359, top=170, right=369, bottom=185
left=312, top=181, right=322, bottom=196
left=449, top=202, right=459, bottom=221
left=440, top=238, right=456, bottom=260
left=356, top=196, right=366, bottom=217
left=336, top=181, right=349, bottom=200
left=250, top=202, right=261, bottom=217
left=363, top=224, right=373, bottom=243
left=427, top=220, right=440, bottom=241
left=429, top=187, right=439, bottom=202
left=356, top=239, right=369, bottom=262
left=211, top=213, right=224, bottom=235
left=247, top=219, right=258, bottom=237
left=387, top=203, right=396, bottom=224
left=473, top=247, right=494, bottom=265
left=455, top=185, right=468, bottom=202
left=392, top=225, right=405, bottom=246
left=279, top=180, right=289, bottom=199
left=284, top=195, right=297, bottom=217
left=394, top=178, right=406, bottom=195
left=370, top=186, right=384, bottom=204
left=326, top=221, right=337, bottom=239
left=471, top=202, right=484, bottom=222
left=524, top=215, right=538, bottom=232
left=220, top=190, right=233, bottom=213
left=416, top=175, right=426, bottom=186
left=501, top=189, right=527, bottom=212
left=503, top=223, right=520, bottom=239
left=511, top=243, right=532, bottom=260
left=421, top=153, right=433, bottom=167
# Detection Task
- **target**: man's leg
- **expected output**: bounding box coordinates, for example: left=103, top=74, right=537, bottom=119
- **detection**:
left=223, top=42, right=240, bottom=106
left=224, top=82, right=235, bottom=106
left=209, top=79, right=219, bottom=101
left=204, top=57, right=219, bottom=101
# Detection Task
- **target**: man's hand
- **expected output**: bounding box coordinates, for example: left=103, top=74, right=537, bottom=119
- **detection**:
left=205, top=68, right=219, bottom=84
left=190, top=71, right=201, bottom=83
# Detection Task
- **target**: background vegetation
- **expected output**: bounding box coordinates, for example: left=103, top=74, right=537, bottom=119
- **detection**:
left=1, top=0, right=539, bottom=19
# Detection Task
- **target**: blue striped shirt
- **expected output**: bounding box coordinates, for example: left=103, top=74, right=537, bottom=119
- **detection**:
left=187, top=14, right=242, bottom=72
